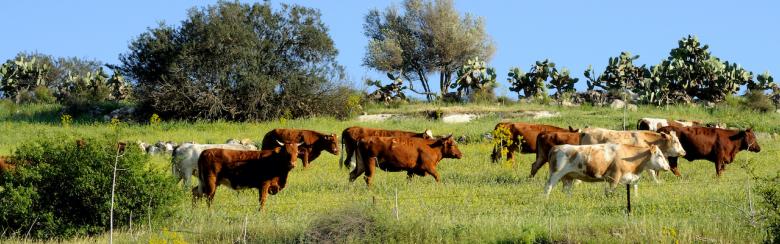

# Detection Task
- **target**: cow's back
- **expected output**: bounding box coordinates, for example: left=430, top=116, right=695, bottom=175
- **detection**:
left=504, top=122, right=568, bottom=152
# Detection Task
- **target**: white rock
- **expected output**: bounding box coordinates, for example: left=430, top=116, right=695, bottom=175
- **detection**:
left=357, top=114, right=395, bottom=122
left=442, top=114, right=477, bottom=123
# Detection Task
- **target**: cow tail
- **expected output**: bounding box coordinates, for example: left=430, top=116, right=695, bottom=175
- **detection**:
left=339, top=136, right=345, bottom=169
left=196, top=154, right=206, bottom=195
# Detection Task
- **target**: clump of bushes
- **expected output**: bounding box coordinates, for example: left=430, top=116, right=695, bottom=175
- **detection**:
left=742, top=90, right=776, bottom=113
left=758, top=173, right=780, bottom=243
left=0, top=136, right=182, bottom=239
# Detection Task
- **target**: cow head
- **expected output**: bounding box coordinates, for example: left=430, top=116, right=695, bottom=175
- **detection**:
left=276, top=140, right=304, bottom=169
left=436, top=135, right=463, bottom=159
left=648, top=145, right=671, bottom=171
left=742, top=128, right=761, bottom=152
left=318, top=133, right=340, bottom=154
left=659, top=131, right=686, bottom=157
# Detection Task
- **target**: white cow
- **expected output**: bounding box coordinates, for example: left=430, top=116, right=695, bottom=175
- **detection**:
left=636, top=118, right=704, bottom=131
left=171, top=143, right=258, bottom=188
left=544, top=144, right=670, bottom=196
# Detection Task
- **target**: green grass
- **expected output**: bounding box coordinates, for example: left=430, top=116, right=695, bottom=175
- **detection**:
left=1, top=101, right=779, bottom=243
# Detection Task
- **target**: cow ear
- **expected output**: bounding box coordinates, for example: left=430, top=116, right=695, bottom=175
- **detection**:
left=274, top=147, right=281, bottom=153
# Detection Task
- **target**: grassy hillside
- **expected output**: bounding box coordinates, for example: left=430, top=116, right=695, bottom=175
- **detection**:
left=1, top=101, right=778, bottom=243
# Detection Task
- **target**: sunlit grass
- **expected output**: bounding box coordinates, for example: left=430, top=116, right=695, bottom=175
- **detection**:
left=0, top=101, right=778, bottom=242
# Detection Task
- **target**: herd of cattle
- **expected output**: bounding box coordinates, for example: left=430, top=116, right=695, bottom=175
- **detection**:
left=0, top=117, right=762, bottom=210
left=162, top=117, right=760, bottom=210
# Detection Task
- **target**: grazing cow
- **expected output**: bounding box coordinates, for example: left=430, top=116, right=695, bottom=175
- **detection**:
left=193, top=140, right=302, bottom=210
left=350, top=135, right=462, bottom=187
left=637, top=118, right=703, bottom=131
left=261, top=129, right=339, bottom=168
left=172, top=143, right=259, bottom=188
left=530, top=131, right=581, bottom=177
left=340, top=127, right=433, bottom=168
left=490, top=122, right=577, bottom=164
left=544, top=144, right=670, bottom=195
left=656, top=126, right=761, bottom=176
left=579, top=128, right=686, bottom=182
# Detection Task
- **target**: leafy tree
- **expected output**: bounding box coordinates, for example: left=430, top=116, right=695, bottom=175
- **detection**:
left=584, top=51, right=648, bottom=92
left=119, top=2, right=349, bottom=120
left=507, top=59, right=555, bottom=99
left=659, top=35, right=753, bottom=103
left=365, top=73, right=407, bottom=104
left=547, top=67, right=579, bottom=98
left=451, top=57, right=496, bottom=101
left=363, top=0, right=495, bottom=101
left=0, top=54, right=52, bottom=102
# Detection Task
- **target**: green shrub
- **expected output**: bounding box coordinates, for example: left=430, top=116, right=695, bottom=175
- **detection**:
left=0, top=136, right=182, bottom=239
left=742, top=90, right=776, bottom=113
left=758, top=173, right=780, bottom=243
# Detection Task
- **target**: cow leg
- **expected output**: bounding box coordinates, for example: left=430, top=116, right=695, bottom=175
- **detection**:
left=182, top=165, right=192, bottom=189
left=425, top=168, right=441, bottom=182
left=364, top=157, right=377, bottom=187
left=205, top=174, right=218, bottom=208
left=407, top=171, right=414, bottom=182
left=633, top=183, right=639, bottom=198
left=530, top=155, right=546, bottom=178
left=544, top=170, right=567, bottom=196
left=302, top=150, right=310, bottom=168
left=258, top=181, right=271, bottom=211
left=348, top=155, right=365, bottom=183
left=507, top=142, right=519, bottom=164
left=668, top=157, right=681, bottom=177
left=715, top=160, right=725, bottom=177
left=562, top=178, right=574, bottom=196
left=646, top=169, right=661, bottom=184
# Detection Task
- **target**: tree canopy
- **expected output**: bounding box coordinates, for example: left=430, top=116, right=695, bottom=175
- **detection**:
left=119, top=1, right=350, bottom=120
left=363, top=0, right=495, bottom=101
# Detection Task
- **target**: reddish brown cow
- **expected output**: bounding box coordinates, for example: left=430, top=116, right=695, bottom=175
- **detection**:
left=193, top=141, right=301, bottom=210
left=261, top=129, right=339, bottom=168
left=0, top=156, right=14, bottom=174
left=340, top=126, right=433, bottom=168
left=656, top=126, right=761, bottom=176
left=350, top=135, right=462, bottom=187
left=529, top=131, right=581, bottom=177
left=491, top=122, right=577, bottom=164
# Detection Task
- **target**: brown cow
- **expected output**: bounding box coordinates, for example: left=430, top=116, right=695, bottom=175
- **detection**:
left=656, top=126, right=761, bottom=177
left=193, top=140, right=302, bottom=210
left=261, top=129, right=339, bottom=168
left=340, top=126, right=433, bottom=168
left=491, top=122, right=576, bottom=164
left=350, top=135, right=462, bottom=187
left=0, top=156, right=14, bottom=174
left=529, top=131, right=581, bottom=178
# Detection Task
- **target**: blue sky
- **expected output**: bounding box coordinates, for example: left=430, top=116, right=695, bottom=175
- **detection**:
left=1, top=1, right=777, bottom=96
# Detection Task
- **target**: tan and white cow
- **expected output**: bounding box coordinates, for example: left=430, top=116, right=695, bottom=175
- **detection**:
left=579, top=128, right=685, bottom=182
left=544, top=144, right=671, bottom=195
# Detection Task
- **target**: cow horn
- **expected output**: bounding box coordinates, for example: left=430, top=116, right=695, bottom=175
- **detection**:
left=296, top=142, right=304, bottom=146
left=276, top=140, right=284, bottom=146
